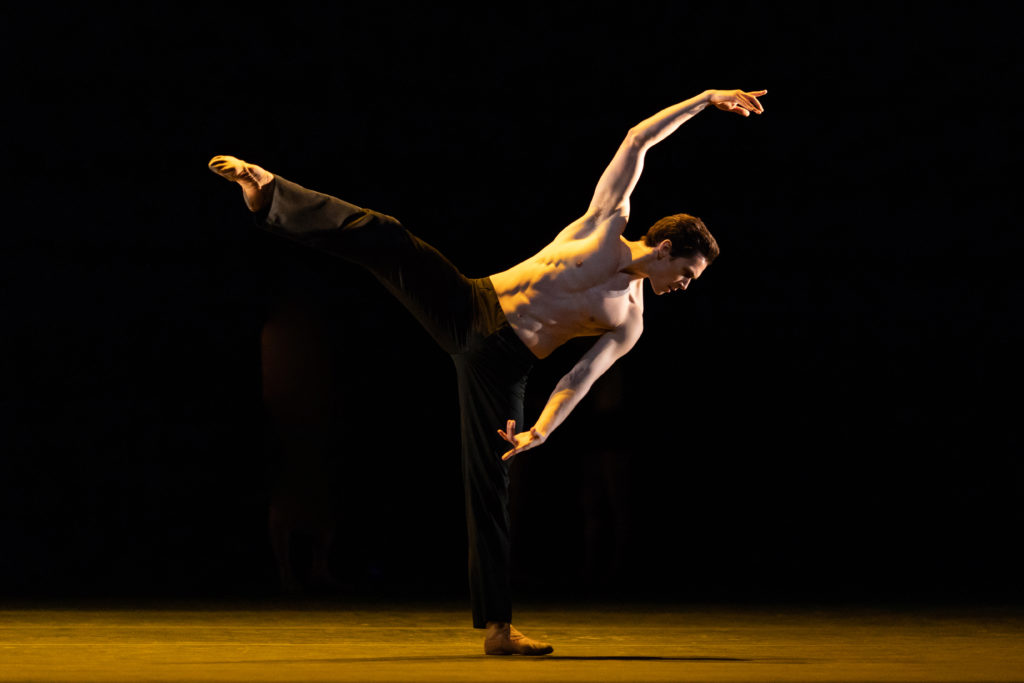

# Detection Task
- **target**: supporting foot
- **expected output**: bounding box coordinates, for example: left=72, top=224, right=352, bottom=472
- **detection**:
left=208, top=155, right=275, bottom=212
left=483, top=622, right=553, bottom=656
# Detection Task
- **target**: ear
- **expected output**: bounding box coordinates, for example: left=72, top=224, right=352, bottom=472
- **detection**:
left=656, top=239, right=673, bottom=258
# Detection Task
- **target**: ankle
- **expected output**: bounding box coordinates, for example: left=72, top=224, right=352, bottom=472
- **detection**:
left=484, top=621, right=509, bottom=636
left=248, top=177, right=275, bottom=212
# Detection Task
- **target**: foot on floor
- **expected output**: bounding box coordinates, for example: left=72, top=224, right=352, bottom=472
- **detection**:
left=484, top=622, right=553, bottom=656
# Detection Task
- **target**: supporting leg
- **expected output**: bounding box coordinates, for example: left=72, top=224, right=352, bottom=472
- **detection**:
left=453, top=320, right=547, bottom=656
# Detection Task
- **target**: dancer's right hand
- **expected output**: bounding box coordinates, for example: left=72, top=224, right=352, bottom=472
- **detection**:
left=498, top=419, right=545, bottom=460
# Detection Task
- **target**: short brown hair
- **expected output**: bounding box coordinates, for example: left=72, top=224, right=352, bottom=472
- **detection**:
left=643, top=214, right=719, bottom=263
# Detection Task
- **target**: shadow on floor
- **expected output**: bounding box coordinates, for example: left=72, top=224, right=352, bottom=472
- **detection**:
left=215, top=655, right=753, bottom=664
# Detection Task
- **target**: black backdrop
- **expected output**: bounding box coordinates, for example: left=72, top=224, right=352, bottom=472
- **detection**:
left=4, top=3, right=1020, bottom=605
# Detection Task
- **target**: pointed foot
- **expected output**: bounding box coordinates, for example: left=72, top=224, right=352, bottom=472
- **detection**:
left=208, top=155, right=274, bottom=211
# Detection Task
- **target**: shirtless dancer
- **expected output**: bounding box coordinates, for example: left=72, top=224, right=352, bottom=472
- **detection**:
left=210, top=88, right=765, bottom=655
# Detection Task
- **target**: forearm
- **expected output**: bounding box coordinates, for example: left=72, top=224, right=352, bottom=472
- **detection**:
left=587, top=90, right=714, bottom=215
left=532, top=322, right=639, bottom=439
left=629, top=90, right=714, bottom=148
left=532, top=382, right=589, bottom=440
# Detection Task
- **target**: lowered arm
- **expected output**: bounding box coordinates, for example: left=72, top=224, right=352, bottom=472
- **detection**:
left=499, top=313, right=643, bottom=460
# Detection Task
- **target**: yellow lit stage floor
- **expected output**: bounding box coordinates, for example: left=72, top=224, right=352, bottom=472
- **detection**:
left=1, top=601, right=1022, bottom=682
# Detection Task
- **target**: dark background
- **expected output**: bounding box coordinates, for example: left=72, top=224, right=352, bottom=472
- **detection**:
left=4, top=3, right=1020, bottom=607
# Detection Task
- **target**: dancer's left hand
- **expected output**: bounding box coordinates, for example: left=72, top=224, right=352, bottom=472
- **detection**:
left=498, top=419, right=546, bottom=460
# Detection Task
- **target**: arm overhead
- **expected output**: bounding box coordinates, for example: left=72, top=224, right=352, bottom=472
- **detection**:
left=587, top=88, right=767, bottom=221
left=498, top=313, right=643, bottom=460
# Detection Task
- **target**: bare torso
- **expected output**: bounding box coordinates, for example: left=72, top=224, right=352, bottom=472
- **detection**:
left=490, top=211, right=644, bottom=359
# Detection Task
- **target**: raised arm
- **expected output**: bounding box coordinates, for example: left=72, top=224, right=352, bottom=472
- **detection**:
left=498, top=313, right=643, bottom=460
left=587, top=89, right=767, bottom=220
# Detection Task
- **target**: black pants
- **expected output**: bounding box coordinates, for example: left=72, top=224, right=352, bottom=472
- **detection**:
left=257, top=176, right=536, bottom=628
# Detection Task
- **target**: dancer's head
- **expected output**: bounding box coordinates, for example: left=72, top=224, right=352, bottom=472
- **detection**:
left=643, top=214, right=717, bottom=295
left=644, top=214, right=719, bottom=264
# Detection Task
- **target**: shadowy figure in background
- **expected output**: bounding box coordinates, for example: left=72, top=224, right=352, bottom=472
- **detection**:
left=261, top=296, right=341, bottom=594
left=580, top=362, right=632, bottom=591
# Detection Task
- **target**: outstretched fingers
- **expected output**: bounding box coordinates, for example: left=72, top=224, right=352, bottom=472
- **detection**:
left=710, top=88, right=767, bottom=116
left=741, top=89, right=767, bottom=113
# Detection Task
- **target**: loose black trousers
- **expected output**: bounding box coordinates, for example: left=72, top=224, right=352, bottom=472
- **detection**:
left=257, top=176, right=536, bottom=628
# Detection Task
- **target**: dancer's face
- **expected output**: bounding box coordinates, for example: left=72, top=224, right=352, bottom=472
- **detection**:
left=648, top=250, right=708, bottom=296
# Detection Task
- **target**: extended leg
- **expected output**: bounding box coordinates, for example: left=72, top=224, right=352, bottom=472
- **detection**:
left=210, top=158, right=477, bottom=353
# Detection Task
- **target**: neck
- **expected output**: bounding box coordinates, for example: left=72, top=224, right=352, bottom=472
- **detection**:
left=620, top=238, right=658, bottom=279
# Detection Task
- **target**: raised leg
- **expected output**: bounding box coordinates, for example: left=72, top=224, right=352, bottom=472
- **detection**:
left=214, top=166, right=479, bottom=354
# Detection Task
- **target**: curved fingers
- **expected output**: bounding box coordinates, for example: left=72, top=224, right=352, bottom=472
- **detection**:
left=497, top=419, right=516, bottom=444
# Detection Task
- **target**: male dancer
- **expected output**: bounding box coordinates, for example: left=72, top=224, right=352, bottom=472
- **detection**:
left=210, top=87, right=765, bottom=655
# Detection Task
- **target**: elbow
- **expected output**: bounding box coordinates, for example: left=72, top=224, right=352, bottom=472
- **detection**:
left=554, top=365, right=594, bottom=398
left=625, top=126, right=648, bottom=148
left=552, top=377, right=579, bottom=396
